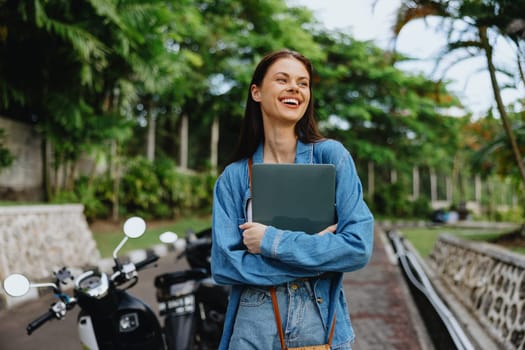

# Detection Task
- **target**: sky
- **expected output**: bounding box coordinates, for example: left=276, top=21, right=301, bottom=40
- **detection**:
left=288, top=0, right=524, bottom=117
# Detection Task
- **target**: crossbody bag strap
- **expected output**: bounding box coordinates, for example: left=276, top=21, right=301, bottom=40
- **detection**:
left=248, top=157, right=253, bottom=189
left=270, top=286, right=287, bottom=350
left=270, top=287, right=337, bottom=349
left=327, top=314, right=336, bottom=345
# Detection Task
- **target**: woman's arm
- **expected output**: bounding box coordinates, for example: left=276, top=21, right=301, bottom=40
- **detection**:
left=210, top=170, right=319, bottom=286
left=258, top=145, right=374, bottom=272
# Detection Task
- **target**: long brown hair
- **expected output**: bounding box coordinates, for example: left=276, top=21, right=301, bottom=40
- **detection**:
left=229, top=49, right=323, bottom=163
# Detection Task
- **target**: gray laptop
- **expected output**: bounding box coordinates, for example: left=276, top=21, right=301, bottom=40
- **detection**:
left=251, top=163, right=336, bottom=233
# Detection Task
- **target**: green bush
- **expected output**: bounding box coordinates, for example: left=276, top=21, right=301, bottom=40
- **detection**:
left=493, top=207, right=524, bottom=223
left=50, top=176, right=111, bottom=221
left=372, top=181, right=432, bottom=219
left=155, top=157, right=193, bottom=218
left=120, top=157, right=165, bottom=219
left=52, top=156, right=217, bottom=221
left=190, top=171, right=216, bottom=213
left=410, top=196, right=432, bottom=219
left=119, top=156, right=216, bottom=220
left=373, top=182, right=411, bottom=217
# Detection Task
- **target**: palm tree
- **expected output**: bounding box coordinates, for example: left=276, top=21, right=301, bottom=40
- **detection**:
left=392, top=0, right=525, bottom=204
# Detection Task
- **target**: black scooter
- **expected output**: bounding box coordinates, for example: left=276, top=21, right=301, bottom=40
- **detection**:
left=155, top=227, right=229, bottom=350
left=2, top=216, right=164, bottom=350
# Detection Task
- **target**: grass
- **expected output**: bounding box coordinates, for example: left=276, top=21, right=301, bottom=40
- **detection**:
left=91, top=217, right=522, bottom=259
left=399, top=226, right=512, bottom=258
left=91, top=216, right=212, bottom=258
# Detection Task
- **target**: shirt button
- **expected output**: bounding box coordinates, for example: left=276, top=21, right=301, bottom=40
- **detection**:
left=291, top=283, right=298, bottom=290
left=317, top=297, right=323, bottom=304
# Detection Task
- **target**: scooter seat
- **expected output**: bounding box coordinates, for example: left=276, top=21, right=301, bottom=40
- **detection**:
left=154, top=268, right=208, bottom=290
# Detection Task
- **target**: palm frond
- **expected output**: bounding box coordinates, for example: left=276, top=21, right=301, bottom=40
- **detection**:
left=33, top=0, right=109, bottom=66
left=393, top=1, right=448, bottom=35
left=471, top=134, right=507, bottom=167
left=0, top=79, right=25, bottom=109
left=87, top=0, right=124, bottom=29
left=421, top=39, right=482, bottom=81
left=446, top=39, right=483, bottom=51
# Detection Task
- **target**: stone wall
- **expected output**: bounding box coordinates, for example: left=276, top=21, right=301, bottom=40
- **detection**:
left=0, top=205, right=101, bottom=308
left=429, top=234, right=525, bottom=349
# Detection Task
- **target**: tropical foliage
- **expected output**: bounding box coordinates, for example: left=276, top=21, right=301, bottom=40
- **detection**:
left=393, top=0, right=525, bottom=198
left=0, top=0, right=522, bottom=220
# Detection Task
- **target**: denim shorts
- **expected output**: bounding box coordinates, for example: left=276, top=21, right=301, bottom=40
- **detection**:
left=229, top=280, right=352, bottom=349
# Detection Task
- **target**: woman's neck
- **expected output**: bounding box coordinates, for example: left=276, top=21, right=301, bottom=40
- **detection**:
left=263, top=126, right=297, bottom=163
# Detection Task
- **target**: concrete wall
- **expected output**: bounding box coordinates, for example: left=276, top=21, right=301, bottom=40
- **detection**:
left=0, top=117, right=43, bottom=201
left=430, top=234, right=525, bottom=350
left=0, top=204, right=100, bottom=309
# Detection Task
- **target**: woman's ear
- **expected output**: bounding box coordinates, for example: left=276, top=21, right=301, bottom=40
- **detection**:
left=251, top=84, right=261, bottom=102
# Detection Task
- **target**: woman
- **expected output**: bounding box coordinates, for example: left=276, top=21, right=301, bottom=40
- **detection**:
left=211, top=49, right=374, bottom=349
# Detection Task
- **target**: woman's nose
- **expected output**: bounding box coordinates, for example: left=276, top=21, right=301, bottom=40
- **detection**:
left=286, top=81, right=299, bottom=91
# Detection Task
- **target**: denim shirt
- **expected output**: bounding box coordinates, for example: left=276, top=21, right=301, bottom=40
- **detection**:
left=211, top=139, right=374, bottom=349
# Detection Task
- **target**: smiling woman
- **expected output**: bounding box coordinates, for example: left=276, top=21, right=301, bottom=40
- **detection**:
left=210, top=49, right=374, bottom=350
left=251, top=57, right=311, bottom=157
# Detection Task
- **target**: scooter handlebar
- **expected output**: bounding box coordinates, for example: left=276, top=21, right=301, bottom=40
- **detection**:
left=177, top=237, right=211, bottom=259
left=134, top=253, right=159, bottom=271
left=26, top=310, right=56, bottom=335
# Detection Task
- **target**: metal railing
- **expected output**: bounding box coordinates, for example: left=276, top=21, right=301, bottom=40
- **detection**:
left=387, top=230, right=475, bottom=350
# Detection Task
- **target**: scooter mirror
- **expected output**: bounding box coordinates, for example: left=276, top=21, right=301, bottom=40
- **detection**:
left=3, top=273, right=30, bottom=297
left=123, top=216, right=146, bottom=238
left=159, top=231, right=178, bottom=244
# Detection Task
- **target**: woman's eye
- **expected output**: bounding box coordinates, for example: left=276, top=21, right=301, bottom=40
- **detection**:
left=277, top=78, right=286, bottom=83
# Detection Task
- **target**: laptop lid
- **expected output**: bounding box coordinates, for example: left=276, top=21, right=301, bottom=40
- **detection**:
left=251, top=163, right=336, bottom=233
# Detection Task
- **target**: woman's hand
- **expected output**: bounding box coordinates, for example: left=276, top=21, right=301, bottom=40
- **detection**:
left=239, top=222, right=267, bottom=254
left=318, top=224, right=337, bottom=236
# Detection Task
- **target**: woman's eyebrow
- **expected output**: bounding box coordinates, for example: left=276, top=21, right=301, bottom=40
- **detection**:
left=273, top=72, right=309, bottom=80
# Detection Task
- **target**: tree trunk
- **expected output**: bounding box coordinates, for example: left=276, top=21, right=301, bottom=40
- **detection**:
left=146, top=106, right=156, bottom=162
left=475, top=175, right=482, bottom=203
left=179, top=114, right=188, bottom=170
left=479, top=26, right=525, bottom=190
left=390, top=169, right=397, bottom=184
left=452, top=153, right=464, bottom=202
left=210, top=116, right=219, bottom=174
left=42, top=137, right=51, bottom=201
left=412, top=166, right=420, bottom=200
left=430, top=168, right=437, bottom=202
left=110, top=139, right=120, bottom=222
left=66, top=161, right=76, bottom=191
left=517, top=50, right=525, bottom=87
left=480, top=26, right=525, bottom=232
left=53, top=152, right=62, bottom=196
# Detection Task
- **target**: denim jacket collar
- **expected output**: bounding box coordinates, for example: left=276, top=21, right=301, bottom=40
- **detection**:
left=252, top=139, right=314, bottom=164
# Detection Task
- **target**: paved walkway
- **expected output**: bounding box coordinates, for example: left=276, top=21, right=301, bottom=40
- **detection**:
left=0, top=227, right=431, bottom=349
left=348, top=229, right=432, bottom=350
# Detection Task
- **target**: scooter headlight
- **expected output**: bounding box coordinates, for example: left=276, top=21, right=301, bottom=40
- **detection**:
left=119, top=312, right=139, bottom=332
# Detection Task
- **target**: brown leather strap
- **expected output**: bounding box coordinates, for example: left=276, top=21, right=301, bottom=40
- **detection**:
left=248, top=157, right=253, bottom=189
left=270, top=286, right=336, bottom=349
left=270, top=286, right=287, bottom=350
left=327, top=314, right=336, bottom=345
